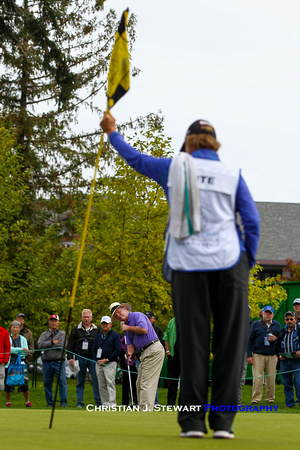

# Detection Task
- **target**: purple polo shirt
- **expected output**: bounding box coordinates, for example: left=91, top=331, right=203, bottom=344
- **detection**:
left=125, top=312, right=158, bottom=350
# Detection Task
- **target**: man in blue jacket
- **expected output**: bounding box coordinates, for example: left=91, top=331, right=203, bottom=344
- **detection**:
left=101, top=113, right=260, bottom=439
left=247, top=306, right=281, bottom=404
left=92, top=316, right=121, bottom=407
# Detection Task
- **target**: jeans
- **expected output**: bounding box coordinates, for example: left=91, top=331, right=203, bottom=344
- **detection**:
left=76, top=357, right=101, bottom=407
left=42, top=361, right=68, bottom=406
left=280, top=359, right=300, bottom=407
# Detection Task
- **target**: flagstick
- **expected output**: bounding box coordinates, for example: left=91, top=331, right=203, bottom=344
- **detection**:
left=49, top=134, right=104, bottom=428
left=49, top=4, right=130, bottom=426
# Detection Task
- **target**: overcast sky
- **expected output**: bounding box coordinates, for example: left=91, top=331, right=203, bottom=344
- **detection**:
left=95, top=0, right=300, bottom=203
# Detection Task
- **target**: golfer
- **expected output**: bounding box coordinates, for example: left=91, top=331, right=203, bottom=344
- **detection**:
left=109, top=302, right=164, bottom=411
left=101, top=113, right=259, bottom=438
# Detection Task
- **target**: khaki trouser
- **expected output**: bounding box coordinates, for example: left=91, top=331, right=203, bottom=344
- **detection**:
left=136, top=340, right=165, bottom=411
left=96, top=361, right=117, bottom=406
left=252, top=353, right=277, bottom=402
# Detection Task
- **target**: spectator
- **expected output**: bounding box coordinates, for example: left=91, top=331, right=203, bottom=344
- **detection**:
left=0, top=317, right=11, bottom=398
left=92, top=316, right=121, bottom=407
left=163, top=317, right=181, bottom=406
left=15, top=313, right=34, bottom=352
left=293, top=298, right=300, bottom=323
left=67, top=308, right=101, bottom=408
left=144, top=311, right=165, bottom=347
left=275, top=311, right=300, bottom=408
left=37, top=314, right=68, bottom=407
left=247, top=306, right=281, bottom=404
left=110, top=302, right=164, bottom=411
left=5, top=320, right=31, bottom=407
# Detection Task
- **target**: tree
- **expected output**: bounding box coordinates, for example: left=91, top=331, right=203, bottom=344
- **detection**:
left=59, top=119, right=174, bottom=330
left=280, top=258, right=300, bottom=281
left=0, top=1, right=137, bottom=226
left=0, top=121, right=30, bottom=318
left=248, top=264, right=287, bottom=318
left=0, top=115, right=175, bottom=336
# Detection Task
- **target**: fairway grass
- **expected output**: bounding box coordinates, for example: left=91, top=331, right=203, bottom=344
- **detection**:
left=0, top=409, right=298, bottom=450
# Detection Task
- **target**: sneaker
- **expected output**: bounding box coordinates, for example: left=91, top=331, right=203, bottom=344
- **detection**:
left=60, top=403, right=67, bottom=408
left=213, top=430, right=235, bottom=439
left=6, top=402, right=12, bottom=408
left=26, top=402, right=32, bottom=407
left=76, top=405, right=83, bottom=408
left=180, top=431, right=203, bottom=438
left=47, top=404, right=53, bottom=408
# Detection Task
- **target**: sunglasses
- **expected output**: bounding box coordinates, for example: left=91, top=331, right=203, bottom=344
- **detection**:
left=285, top=318, right=295, bottom=321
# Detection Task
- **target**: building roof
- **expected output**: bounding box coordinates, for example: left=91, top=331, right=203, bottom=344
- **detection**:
left=255, top=202, right=300, bottom=265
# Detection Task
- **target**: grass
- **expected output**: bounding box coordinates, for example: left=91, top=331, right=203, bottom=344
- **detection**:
left=1, top=374, right=299, bottom=449
left=0, top=374, right=299, bottom=413
left=0, top=409, right=300, bottom=450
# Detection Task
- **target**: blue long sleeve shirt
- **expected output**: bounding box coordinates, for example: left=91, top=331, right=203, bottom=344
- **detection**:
left=109, top=131, right=260, bottom=267
left=92, top=329, right=121, bottom=362
left=247, top=319, right=281, bottom=357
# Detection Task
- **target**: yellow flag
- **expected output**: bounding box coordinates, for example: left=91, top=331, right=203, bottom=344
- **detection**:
left=107, top=9, right=130, bottom=110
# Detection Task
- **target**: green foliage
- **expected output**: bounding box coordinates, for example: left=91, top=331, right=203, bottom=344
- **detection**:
left=248, top=264, right=287, bottom=318
left=68, top=122, right=174, bottom=330
left=0, top=122, right=29, bottom=296
left=0, top=116, right=175, bottom=336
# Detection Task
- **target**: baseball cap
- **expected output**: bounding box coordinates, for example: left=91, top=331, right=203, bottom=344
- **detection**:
left=180, top=120, right=216, bottom=152
left=101, top=316, right=112, bottom=324
left=284, top=311, right=295, bottom=317
left=293, top=298, right=300, bottom=305
left=49, top=314, right=59, bottom=321
left=263, top=306, right=274, bottom=314
left=16, top=313, right=25, bottom=318
left=145, top=311, right=155, bottom=319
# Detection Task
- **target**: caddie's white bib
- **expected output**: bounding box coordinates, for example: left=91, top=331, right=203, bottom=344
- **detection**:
left=167, top=158, right=241, bottom=271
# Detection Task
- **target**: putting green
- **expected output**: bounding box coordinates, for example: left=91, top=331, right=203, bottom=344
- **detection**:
left=0, top=409, right=298, bottom=449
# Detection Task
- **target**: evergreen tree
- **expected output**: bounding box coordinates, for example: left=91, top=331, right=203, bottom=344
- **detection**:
left=0, top=0, right=136, bottom=226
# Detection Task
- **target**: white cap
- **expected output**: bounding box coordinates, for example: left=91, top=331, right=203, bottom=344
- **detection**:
left=101, top=316, right=112, bottom=324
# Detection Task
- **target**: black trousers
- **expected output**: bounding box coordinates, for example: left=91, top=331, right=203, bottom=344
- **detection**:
left=167, top=346, right=181, bottom=406
left=172, top=252, right=249, bottom=433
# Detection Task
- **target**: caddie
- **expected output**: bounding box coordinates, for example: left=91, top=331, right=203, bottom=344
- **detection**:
left=101, top=112, right=260, bottom=438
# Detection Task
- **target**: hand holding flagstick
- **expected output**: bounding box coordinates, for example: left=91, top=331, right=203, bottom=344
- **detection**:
left=100, top=111, right=116, bottom=135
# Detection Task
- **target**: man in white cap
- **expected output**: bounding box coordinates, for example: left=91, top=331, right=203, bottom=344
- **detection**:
left=293, top=298, right=300, bottom=323
left=109, top=302, right=165, bottom=411
left=101, top=112, right=260, bottom=438
left=92, top=315, right=121, bottom=407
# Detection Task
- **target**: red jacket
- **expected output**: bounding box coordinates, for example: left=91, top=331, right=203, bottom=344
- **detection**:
left=0, top=326, right=11, bottom=365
